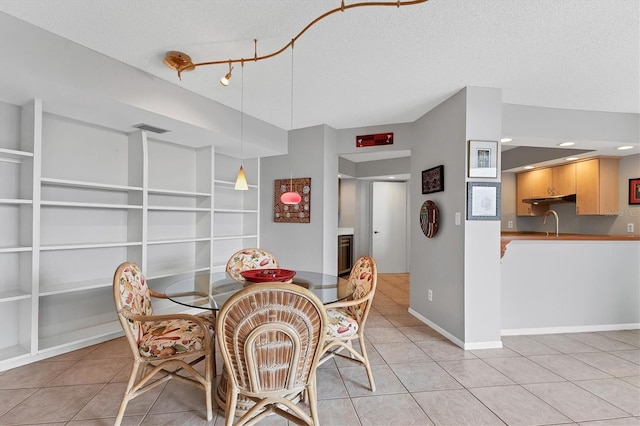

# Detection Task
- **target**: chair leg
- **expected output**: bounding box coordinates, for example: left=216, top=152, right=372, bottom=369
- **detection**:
left=115, top=361, right=141, bottom=426
left=205, top=353, right=213, bottom=421
left=225, top=382, right=237, bottom=426
left=358, top=333, right=376, bottom=392
left=307, top=377, right=320, bottom=425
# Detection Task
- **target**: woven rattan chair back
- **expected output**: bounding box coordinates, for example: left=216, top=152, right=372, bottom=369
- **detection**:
left=346, top=255, right=378, bottom=323
left=225, top=248, right=279, bottom=283
left=217, top=282, right=327, bottom=425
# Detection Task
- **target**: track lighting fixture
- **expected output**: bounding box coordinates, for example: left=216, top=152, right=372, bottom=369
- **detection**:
left=220, top=61, right=233, bottom=86
left=162, top=1, right=427, bottom=82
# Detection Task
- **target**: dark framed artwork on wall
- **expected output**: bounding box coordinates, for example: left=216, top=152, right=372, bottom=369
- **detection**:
left=629, top=178, right=640, bottom=205
left=273, top=177, right=311, bottom=223
left=422, top=165, right=444, bottom=194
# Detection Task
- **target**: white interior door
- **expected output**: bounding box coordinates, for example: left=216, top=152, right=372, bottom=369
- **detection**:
left=371, top=181, right=407, bottom=273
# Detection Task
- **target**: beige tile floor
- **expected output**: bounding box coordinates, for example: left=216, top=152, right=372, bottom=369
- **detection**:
left=1, top=273, right=639, bottom=425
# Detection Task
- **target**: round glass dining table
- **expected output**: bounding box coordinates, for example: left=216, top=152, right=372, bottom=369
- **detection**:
left=164, top=269, right=353, bottom=415
left=164, top=270, right=352, bottom=311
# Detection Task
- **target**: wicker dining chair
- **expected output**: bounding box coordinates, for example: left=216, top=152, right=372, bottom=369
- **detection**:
left=318, top=255, right=378, bottom=391
left=216, top=282, right=327, bottom=426
left=225, top=248, right=279, bottom=283
left=112, top=262, right=215, bottom=425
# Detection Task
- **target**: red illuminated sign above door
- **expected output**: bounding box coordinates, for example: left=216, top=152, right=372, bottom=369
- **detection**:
left=356, top=133, right=393, bottom=147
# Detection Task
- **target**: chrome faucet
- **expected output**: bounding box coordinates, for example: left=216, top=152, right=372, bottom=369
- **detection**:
left=543, top=209, right=559, bottom=237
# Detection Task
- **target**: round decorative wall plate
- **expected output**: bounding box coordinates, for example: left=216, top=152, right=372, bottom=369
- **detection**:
left=420, top=200, right=439, bottom=238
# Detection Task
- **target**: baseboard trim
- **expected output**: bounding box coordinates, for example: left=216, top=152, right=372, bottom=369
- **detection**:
left=408, top=308, right=503, bottom=350
left=501, top=323, right=640, bottom=336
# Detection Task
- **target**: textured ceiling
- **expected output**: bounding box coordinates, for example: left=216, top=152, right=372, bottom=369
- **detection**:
left=0, top=0, right=638, bottom=164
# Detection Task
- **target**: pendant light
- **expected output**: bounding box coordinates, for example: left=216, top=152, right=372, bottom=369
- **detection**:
left=234, top=60, right=249, bottom=190
left=280, top=43, right=302, bottom=205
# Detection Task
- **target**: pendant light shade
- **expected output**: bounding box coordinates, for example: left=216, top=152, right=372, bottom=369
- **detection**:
left=280, top=187, right=301, bottom=205
left=234, top=165, right=248, bottom=190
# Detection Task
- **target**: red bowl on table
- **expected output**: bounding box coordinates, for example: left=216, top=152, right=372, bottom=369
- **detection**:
left=240, top=268, right=296, bottom=283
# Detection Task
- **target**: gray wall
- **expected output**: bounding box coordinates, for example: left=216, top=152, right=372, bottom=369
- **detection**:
left=260, top=125, right=338, bottom=273
left=409, top=87, right=503, bottom=348
left=409, top=88, right=467, bottom=342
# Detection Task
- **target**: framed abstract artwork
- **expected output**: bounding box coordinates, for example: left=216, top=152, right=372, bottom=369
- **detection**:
left=273, top=177, right=311, bottom=223
left=629, top=178, right=640, bottom=205
left=422, top=165, right=444, bottom=194
left=467, top=181, right=501, bottom=220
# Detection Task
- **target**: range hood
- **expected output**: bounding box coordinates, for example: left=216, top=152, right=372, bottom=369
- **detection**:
left=522, top=194, right=577, bottom=205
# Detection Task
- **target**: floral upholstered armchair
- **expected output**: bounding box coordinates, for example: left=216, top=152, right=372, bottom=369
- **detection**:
left=112, top=262, right=215, bottom=425
left=319, top=256, right=378, bottom=391
left=225, top=248, right=279, bottom=283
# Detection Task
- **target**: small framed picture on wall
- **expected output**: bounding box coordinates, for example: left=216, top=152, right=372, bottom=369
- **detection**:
left=629, top=178, right=640, bottom=205
left=468, top=140, right=498, bottom=178
left=422, top=165, right=444, bottom=194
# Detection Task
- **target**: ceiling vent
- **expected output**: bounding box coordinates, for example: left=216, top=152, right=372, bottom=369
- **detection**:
left=132, top=123, right=169, bottom=134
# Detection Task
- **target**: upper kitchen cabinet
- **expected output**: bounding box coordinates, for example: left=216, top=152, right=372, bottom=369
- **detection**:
left=516, top=169, right=550, bottom=216
left=576, top=157, right=619, bottom=215
left=551, top=163, right=576, bottom=195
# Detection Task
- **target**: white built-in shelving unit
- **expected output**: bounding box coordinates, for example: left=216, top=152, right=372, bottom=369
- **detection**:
left=212, top=154, right=260, bottom=271
left=0, top=99, right=260, bottom=370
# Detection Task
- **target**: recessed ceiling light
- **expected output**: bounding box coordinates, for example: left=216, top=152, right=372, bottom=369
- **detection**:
left=566, top=157, right=579, bottom=161
left=558, top=141, right=575, bottom=147
left=523, top=166, right=535, bottom=170
left=617, top=145, right=634, bottom=150
left=501, top=138, right=512, bottom=143
left=388, top=176, right=395, bottom=179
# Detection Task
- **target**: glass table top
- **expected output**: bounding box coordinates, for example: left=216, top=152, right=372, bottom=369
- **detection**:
left=164, top=270, right=352, bottom=311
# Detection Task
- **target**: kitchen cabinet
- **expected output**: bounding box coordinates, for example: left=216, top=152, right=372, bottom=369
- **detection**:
left=516, top=170, right=549, bottom=216
left=529, top=168, right=552, bottom=198
left=516, top=163, right=577, bottom=216
left=551, top=163, right=576, bottom=195
left=0, top=98, right=260, bottom=371
left=576, top=157, right=619, bottom=215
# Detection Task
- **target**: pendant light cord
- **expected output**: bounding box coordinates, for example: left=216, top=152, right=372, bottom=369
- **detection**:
left=289, top=43, right=294, bottom=191
left=240, top=60, right=244, bottom=167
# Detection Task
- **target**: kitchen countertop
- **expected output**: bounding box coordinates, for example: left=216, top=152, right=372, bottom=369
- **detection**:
left=338, top=227, right=354, bottom=236
left=500, top=232, right=640, bottom=258
left=501, top=232, right=640, bottom=241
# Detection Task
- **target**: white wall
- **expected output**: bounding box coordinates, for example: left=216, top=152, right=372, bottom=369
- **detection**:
left=338, top=178, right=356, bottom=228
left=503, top=104, right=639, bottom=145
left=462, top=87, right=503, bottom=347
left=501, top=240, right=640, bottom=333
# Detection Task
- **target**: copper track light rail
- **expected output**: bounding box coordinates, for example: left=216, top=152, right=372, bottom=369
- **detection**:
left=163, top=0, right=428, bottom=80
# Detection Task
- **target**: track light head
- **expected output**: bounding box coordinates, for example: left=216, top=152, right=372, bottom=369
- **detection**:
left=220, top=63, right=234, bottom=86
